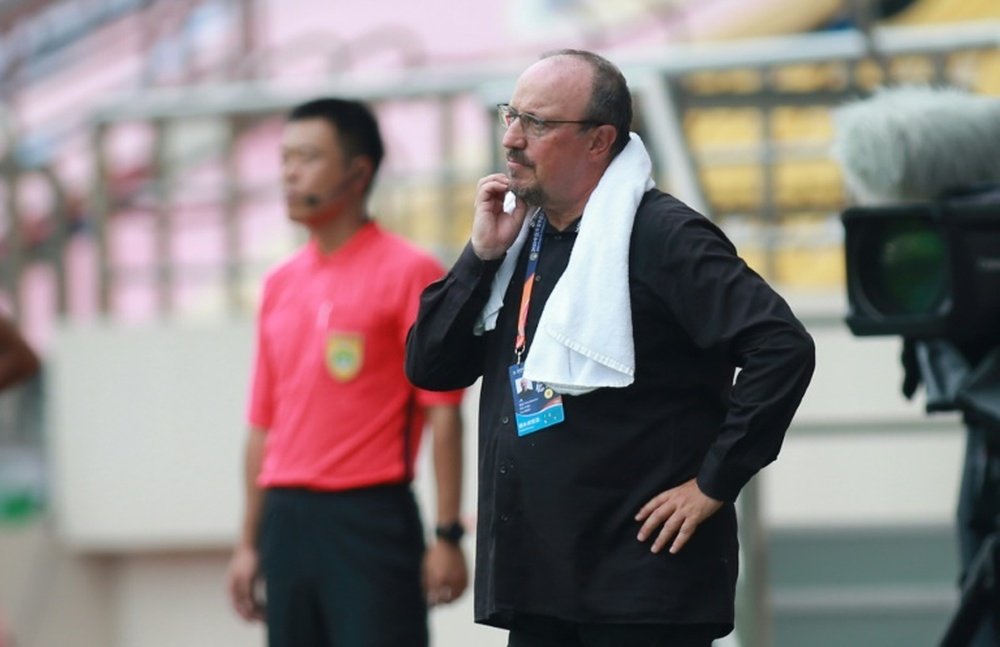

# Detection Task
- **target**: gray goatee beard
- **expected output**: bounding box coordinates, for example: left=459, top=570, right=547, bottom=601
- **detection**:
left=510, top=183, right=545, bottom=208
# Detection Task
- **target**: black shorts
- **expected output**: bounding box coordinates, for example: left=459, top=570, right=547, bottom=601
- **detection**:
left=259, top=484, right=427, bottom=647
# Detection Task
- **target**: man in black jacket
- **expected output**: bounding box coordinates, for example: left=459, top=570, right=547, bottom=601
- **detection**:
left=405, top=49, right=814, bottom=647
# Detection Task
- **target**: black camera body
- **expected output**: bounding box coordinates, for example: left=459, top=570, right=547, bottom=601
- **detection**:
left=842, top=189, right=1000, bottom=349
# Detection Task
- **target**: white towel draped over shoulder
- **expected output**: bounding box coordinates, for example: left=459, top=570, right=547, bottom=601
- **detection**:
left=474, top=132, right=655, bottom=396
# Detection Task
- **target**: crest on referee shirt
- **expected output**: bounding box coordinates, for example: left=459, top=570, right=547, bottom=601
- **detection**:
left=325, top=333, right=364, bottom=381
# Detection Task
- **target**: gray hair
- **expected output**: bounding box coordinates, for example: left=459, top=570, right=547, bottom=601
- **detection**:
left=541, top=49, right=632, bottom=157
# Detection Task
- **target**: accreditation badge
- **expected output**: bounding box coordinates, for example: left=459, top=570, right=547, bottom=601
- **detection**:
left=508, top=363, right=565, bottom=436
left=325, top=332, right=364, bottom=381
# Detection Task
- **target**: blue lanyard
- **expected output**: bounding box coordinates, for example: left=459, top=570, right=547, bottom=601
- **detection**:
left=514, top=214, right=545, bottom=364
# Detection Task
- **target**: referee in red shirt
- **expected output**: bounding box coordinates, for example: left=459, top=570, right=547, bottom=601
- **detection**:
left=226, top=98, right=467, bottom=647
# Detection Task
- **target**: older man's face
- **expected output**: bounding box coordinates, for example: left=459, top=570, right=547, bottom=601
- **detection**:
left=501, top=56, right=597, bottom=214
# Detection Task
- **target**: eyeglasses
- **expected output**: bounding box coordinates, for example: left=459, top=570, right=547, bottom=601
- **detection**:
left=497, top=104, right=603, bottom=138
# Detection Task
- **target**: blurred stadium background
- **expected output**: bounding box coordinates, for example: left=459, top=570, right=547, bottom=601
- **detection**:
left=0, top=0, right=998, bottom=645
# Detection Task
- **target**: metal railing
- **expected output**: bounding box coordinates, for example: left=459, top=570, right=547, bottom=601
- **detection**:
left=75, top=21, right=1000, bottom=321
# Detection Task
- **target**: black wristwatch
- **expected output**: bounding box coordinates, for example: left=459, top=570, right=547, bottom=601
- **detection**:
left=435, top=520, right=465, bottom=545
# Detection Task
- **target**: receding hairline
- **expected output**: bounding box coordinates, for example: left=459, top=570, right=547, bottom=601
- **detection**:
left=533, top=51, right=597, bottom=78
left=516, top=55, right=597, bottom=105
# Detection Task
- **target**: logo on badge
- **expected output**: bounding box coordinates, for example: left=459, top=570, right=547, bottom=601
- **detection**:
left=325, top=333, right=364, bottom=381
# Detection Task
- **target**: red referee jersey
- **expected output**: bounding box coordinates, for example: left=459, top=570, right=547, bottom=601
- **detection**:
left=248, top=222, right=462, bottom=491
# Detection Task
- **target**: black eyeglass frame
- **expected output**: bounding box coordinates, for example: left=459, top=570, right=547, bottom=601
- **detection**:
left=497, top=103, right=604, bottom=136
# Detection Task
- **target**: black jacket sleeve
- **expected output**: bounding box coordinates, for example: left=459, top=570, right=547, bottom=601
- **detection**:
left=638, top=202, right=816, bottom=501
left=405, top=243, right=503, bottom=391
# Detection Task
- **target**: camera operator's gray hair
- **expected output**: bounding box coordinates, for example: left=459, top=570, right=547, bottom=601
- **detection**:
left=541, top=49, right=633, bottom=158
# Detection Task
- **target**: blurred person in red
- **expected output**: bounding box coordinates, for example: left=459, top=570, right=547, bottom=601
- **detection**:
left=0, top=315, right=40, bottom=390
left=226, top=98, right=467, bottom=647
left=0, top=314, right=41, bottom=645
